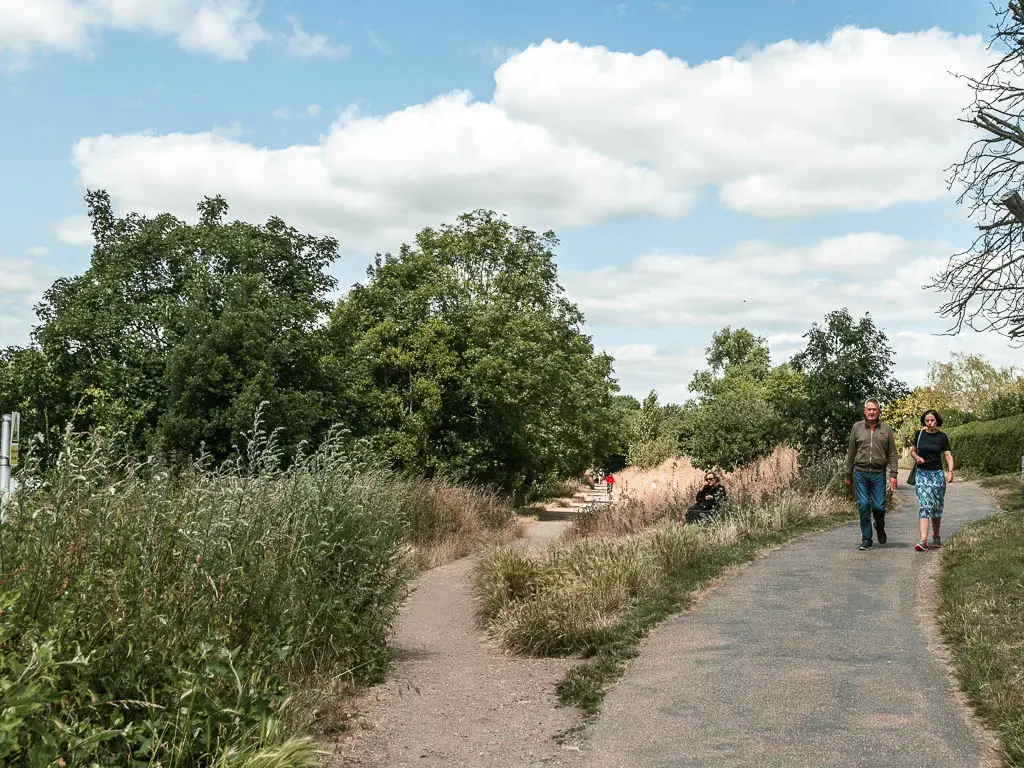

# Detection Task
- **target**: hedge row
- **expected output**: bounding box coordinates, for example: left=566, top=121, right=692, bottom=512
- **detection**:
left=946, top=413, right=1024, bottom=476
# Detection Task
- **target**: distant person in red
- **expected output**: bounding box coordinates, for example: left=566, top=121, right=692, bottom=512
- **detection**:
left=605, top=472, right=615, bottom=498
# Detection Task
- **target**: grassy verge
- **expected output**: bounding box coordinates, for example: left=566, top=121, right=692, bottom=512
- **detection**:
left=938, top=473, right=1024, bottom=765
left=474, top=481, right=853, bottom=715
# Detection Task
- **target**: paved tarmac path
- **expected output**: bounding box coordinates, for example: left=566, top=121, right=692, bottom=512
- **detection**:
left=583, top=478, right=1001, bottom=767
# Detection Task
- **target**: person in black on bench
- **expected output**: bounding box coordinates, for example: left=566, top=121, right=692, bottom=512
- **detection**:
left=685, top=471, right=727, bottom=523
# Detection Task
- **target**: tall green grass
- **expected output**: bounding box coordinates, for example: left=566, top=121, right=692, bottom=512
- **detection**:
left=0, top=420, right=513, bottom=766
left=938, top=474, right=1024, bottom=766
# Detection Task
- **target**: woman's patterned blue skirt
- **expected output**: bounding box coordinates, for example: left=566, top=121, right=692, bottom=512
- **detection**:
left=915, top=469, right=946, bottom=519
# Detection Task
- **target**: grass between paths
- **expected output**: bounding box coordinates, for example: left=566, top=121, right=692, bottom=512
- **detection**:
left=938, top=474, right=1024, bottom=766
left=473, top=482, right=853, bottom=715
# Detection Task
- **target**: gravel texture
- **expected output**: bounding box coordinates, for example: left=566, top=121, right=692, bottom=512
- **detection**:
left=327, top=489, right=607, bottom=767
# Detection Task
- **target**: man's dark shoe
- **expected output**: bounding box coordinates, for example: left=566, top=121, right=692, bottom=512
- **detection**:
left=858, top=540, right=872, bottom=551
left=874, top=518, right=887, bottom=545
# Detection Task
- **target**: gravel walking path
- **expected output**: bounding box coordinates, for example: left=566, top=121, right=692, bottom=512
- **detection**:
left=328, top=486, right=606, bottom=767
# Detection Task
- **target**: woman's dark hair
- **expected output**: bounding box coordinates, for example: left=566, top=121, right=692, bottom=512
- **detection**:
left=920, top=409, right=944, bottom=427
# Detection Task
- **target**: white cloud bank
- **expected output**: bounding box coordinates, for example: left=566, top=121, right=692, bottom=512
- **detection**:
left=563, top=232, right=950, bottom=332
left=63, top=27, right=991, bottom=251
left=0, top=0, right=269, bottom=62
left=495, top=29, right=985, bottom=217
left=68, top=92, right=688, bottom=251
left=0, top=257, right=61, bottom=346
left=565, top=233, right=1022, bottom=401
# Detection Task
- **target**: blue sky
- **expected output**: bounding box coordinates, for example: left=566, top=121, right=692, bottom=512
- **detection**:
left=0, top=0, right=1013, bottom=401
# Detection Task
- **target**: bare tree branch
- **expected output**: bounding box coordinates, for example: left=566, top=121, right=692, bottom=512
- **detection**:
left=932, top=1, right=1024, bottom=343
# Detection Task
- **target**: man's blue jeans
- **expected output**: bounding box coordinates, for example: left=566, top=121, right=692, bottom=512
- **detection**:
left=853, top=470, right=886, bottom=543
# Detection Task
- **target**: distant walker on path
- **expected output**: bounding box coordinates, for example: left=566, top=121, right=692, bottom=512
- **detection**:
left=843, top=398, right=898, bottom=551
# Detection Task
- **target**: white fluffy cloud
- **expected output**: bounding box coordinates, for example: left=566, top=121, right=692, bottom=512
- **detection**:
left=570, top=233, right=1023, bottom=399
left=563, top=232, right=951, bottom=332
left=55, top=214, right=95, bottom=246
left=0, top=257, right=61, bottom=346
left=71, top=92, right=689, bottom=251
left=603, top=344, right=706, bottom=403
left=0, top=0, right=269, bottom=62
left=64, top=27, right=991, bottom=251
left=493, top=29, right=989, bottom=216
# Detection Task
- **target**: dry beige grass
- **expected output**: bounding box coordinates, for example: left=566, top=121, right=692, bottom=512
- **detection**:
left=404, top=480, right=522, bottom=569
left=615, top=445, right=799, bottom=503
left=578, top=446, right=801, bottom=538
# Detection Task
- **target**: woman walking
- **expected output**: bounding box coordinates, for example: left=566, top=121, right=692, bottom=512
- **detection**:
left=909, top=409, right=954, bottom=551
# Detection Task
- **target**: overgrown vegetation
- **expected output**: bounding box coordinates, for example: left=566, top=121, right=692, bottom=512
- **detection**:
left=884, top=354, right=1024, bottom=447
left=473, top=456, right=851, bottom=713
left=938, top=474, right=1024, bottom=766
left=608, top=316, right=908, bottom=473
left=0, top=422, right=514, bottom=766
left=574, top=446, right=800, bottom=538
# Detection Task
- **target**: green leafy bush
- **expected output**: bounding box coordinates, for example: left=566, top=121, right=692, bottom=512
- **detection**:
left=946, top=413, right=1024, bottom=475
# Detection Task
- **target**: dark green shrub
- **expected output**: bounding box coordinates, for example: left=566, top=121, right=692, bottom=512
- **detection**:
left=946, top=414, right=1024, bottom=475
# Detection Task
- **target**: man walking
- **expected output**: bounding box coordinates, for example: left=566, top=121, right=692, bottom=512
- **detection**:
left=843, top=399, right=898, bottom=551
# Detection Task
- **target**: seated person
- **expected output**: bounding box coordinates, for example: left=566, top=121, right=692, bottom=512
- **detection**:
left=685, top=471, right=727, bottom=523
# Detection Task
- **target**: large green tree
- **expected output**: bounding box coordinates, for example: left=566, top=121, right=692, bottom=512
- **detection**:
left=327, top=210, right=617, bottom=494
left=29, top=190, right=338, bottom=459
left=684, top=327, right=806, bottom=469
left=624, top=390, right=686, bottom=469
left=790, top=308, right=907, bottom=452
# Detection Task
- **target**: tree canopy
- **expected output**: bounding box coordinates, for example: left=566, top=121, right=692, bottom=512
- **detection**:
left=4, top=196, right=619, bottom=492
left=23, top=191, right=339, bottom=460
left=326, top=210, right=618, bottom=494
left=683, top=327, right=805, bottom=469
left=790, top=308, right=906, bottom=451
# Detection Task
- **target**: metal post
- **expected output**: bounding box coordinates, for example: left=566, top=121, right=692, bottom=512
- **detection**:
left=0, top=414, right=10, bottom=522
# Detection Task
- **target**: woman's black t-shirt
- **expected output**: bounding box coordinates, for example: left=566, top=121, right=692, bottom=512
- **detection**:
left=912, top=429, right=951, bottom=471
